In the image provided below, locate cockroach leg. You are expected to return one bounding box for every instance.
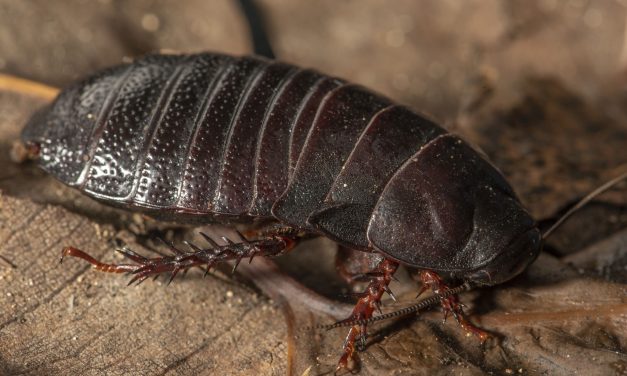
[61,246,139,273]
[335,258,399,373]
[60,230,299,285]
[418,270,489,342]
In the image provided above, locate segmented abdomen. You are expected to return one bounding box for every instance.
[71,53,446,247]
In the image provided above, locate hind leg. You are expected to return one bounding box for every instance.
[61,227,301,285]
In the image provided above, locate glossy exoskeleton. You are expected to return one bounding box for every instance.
[21,52,542,370]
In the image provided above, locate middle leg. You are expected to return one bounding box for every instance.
[417,270,489,341]
[334,247,399,372]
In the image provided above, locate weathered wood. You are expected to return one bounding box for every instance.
[0,194,289,375]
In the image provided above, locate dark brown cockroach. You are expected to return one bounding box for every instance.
[21,52,543,370]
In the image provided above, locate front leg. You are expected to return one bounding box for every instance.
[418,270,489,342]
[334,256,399,372]
[60,228,300,285]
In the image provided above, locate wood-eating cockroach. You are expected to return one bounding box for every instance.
[16,52,626,372]
[17,52,537,370]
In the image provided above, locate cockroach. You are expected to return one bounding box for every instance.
[17,52,627,372]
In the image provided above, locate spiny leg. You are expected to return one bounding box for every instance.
[334,257,399,372]
[417,270,489,342]
[60,228,300,285]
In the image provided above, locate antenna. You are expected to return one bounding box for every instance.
[542,170,627,240]
[312,282,473,330]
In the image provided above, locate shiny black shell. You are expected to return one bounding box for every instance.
[22,52,539,277]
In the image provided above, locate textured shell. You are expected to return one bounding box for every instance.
[22,52,538,274]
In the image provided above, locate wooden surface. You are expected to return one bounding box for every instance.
[1,1,627,375]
